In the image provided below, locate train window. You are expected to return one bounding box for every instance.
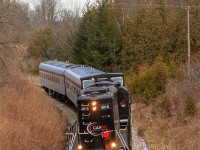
[73,87,76,93]
[111,77,123,85]
[82,79,94,88]
[97,78,107,82]
[66,81,68,87]
[71,85,73,92]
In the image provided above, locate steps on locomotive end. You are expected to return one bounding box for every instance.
[120,119,128,129]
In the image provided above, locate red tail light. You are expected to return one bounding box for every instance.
[105,145,110,149]
[102,130,111,140]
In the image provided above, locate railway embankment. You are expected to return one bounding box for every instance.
[0,70,66,150]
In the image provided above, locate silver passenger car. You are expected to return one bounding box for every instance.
[39,60,68,95]
[39,60,124,106]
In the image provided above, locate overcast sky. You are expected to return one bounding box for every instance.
[23,0,96,10]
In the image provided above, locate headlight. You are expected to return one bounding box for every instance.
[78,145,82,149]
[111,142,116,148]
[92,106,97,111]
[92,101,97,106]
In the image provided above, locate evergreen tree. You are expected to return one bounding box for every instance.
[73,0,122,71]
[121,4,188,72]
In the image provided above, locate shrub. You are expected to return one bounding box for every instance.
[138,126,145,137]
[184,96,197,117]
[130,59,169,104]
[153,97,171,118]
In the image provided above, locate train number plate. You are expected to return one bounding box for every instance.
[100,103,111,110]
[80,106,89,111]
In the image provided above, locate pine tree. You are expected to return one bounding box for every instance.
[73,0,122,71]
[121,2,188,72]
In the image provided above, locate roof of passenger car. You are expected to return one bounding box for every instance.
[43,60,74,68]
[69,66,104,78]
[41,60,105,78]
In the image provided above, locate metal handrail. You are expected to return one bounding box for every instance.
[66,129,129,150]
[66,119,131,150]
[118,129,130,150]
[66,121,78,150]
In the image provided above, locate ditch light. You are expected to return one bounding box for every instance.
[78,145,83,149]
[105,142,117,150]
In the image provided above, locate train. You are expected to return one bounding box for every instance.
[39,60,132,150]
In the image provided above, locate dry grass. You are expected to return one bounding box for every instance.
[133,104,200,150]
[132,58,200,150]
[0,58,67,149]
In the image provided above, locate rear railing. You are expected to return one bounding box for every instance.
[66,131,131,150]
[66,121,78,150]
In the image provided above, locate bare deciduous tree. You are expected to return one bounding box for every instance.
[31,0,63,29]
[0,0,30,69]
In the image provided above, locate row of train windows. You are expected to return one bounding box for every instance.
[40,72,61,84]
[66,81,80,96]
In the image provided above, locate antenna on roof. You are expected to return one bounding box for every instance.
[91,67,95,72]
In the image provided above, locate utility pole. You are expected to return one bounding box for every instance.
[187,6,191,77]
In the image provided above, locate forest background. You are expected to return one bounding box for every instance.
[0,0,200,149]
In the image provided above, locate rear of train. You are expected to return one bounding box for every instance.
[77,83,132,150]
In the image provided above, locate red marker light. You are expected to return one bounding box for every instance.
[102,130,111,140]
[105,145,110,149]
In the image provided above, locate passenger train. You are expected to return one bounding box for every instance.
[39,60,124,105]
[39,60,132,150]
